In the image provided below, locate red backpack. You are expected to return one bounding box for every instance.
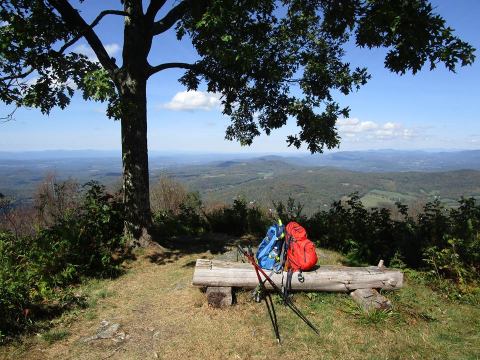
[285,221,318,272]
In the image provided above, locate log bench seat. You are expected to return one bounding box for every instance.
[192,259,403,309]
[192,259,403,291]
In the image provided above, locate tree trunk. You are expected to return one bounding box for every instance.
[119,75,152,246]
[119,1,154,246]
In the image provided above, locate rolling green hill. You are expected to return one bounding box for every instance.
[2,155,480,213]
[160,159,480,213]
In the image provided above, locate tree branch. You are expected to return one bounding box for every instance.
[48,0,119,75]
[0,107,18,123]
[0,68,34,82]
[58,10,128,54]
[152,0,190,35]
[148,62,196,76]
[145,0,168,22]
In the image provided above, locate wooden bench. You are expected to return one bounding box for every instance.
[192,259,403,310]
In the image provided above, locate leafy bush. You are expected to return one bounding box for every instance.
[150,177,208,236]
[449,198,480,273]
[153,191,207,236]
[31,181,125,283]
[0,231,32,334]
[306,193,399,265]
[272,197,307,224]
[206,197,270,236]
[424,239,468,283]
[301,192,479,300]
[0,182,125,338]
[151,180,271,237]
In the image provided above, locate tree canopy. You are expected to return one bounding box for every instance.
[1,0,475,151]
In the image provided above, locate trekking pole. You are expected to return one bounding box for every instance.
[248,246,281,343]
[264,292,280,343]
[241,246,317,334]
[237,245,319,336]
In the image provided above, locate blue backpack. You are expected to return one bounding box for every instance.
[256,222,285,271]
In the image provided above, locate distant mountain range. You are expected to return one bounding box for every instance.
[158,157,480,213]
[1,149,480,172]
[287,149,480,172]
[1,149,479,211]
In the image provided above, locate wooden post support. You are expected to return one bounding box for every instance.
[206,287,233,308]
[377,259,385,270]
[350,288,392,312]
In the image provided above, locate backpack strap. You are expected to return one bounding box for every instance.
[273,238,287,273]
[282,269,293,301]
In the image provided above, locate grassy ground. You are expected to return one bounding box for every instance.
[360,189,419,208]
[1,236,479,360]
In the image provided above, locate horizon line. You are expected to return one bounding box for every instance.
[1,147,479,154]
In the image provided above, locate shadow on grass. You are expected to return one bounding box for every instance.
[146,251,182,265]
[182,259,200,268]
[147,228,258,266]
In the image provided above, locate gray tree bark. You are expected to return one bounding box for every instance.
[119,78,152,244]
[118,1,153,245]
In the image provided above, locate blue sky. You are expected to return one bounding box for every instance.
[0,0,479,153]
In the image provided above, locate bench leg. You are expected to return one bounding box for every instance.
[350,288,392,312]
[206,287,233,308]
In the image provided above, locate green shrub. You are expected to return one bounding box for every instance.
[206,197,270,236]
[305,194,479,277]
[206,198,249,236]
[153,191,207,236]
[0,181,125,338]
[30,181,125,284]
[288,192,479,302]
[424,239,468,283]
[0,231,32,334]
[273,197,307,224]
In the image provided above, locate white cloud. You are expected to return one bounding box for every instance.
[467,134,480,144]
[73,43,121,62]
[337,118,378,133]
[161,91,221,111]
[383,122,398,130]
[337,117,415,140]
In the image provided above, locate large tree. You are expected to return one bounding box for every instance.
[0,0,475,244]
